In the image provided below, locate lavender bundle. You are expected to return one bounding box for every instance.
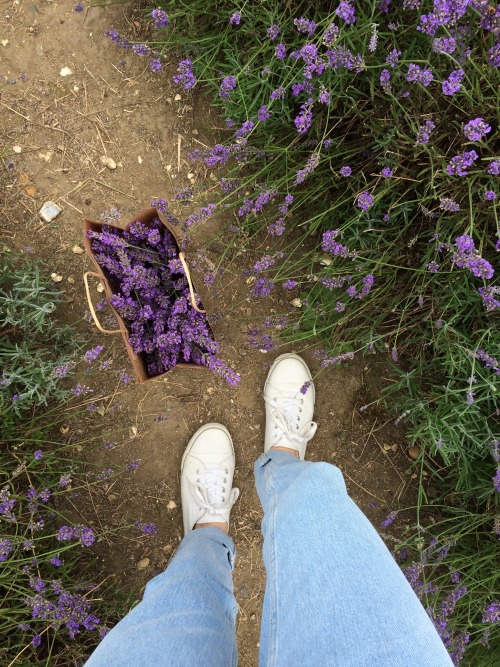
[87,218,239,385]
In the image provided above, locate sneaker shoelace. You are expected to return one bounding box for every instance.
[264,395,317,447]
[188,468,239,517]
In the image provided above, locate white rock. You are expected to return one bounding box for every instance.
[100,155,117,170]
[1,40,9,47]
[187,172,194,180]
[73,85,79,92]
[290,298,302,308]
[72,245,84,254]
[137,156,143,164]
[137,557,150,570]
[174,93,182,101]
[12,145,22,154]
[39,201,62,222]
[59,67,73,77]
[51,273,63,283]
[167,500,177,510]
[96,282,105,293]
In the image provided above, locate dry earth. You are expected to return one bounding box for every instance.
[1,2,419,664]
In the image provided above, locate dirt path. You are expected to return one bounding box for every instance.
[1,3,416,664]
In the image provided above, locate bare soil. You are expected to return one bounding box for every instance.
[1,3,418,664]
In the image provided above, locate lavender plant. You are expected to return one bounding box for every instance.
[98,0,500,661]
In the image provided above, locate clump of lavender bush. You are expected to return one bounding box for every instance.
[101,1,500,661]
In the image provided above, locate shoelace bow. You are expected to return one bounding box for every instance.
[264,394,317,445]
[188,468,238,516]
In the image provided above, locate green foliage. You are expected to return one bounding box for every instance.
[0,251,78,416]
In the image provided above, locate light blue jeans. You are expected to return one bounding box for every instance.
[86,451,453,666]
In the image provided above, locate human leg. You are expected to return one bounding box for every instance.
[256,354,452,667]
[86,424,240,667]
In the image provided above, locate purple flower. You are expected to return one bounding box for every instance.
[270,86,285,101]
[267,24,281,40]
[132,44,150,57]
[83,345,104,364]
[0,538,13,562]
[321,230,352,257]
[300,381,312,395]
[134,520,158,535]
[149,59,162,73]
[485,190,497,201]
[250,278,275,298]
[416,119,435,145]
[219,75,237,100]
[74,2,84,11]
[427,261,439,272]
[385,49,401,67]
[476,349,500,374]
[33,449,43,461]
[275,43,286,59]
[32,635,42,648]
[442,69,464,96]
[488,42,500,66]
[439,197,460,212]
[57,526,75,542]
[391,347,399,362]
[433,36,456,54]
[340,165,352,177]
[406,63,433,86]
[356,191,375,211]
[488,160,500,175]
[294,98,313,133]
[282,280,298,290]
[381,511,397,528]
[323,22,340,44]
[258,105,270,122]
[446,150,479,176]
[151,8,169,29]
[229,11,241,25]
[294,152,320,185]
[173,59,197,90]
[464,118,491,142]
[71,383,93,397]
[482,601,500,623]
[335,1,356,24]
[319,86,331,104]
[51,555,62,567]
[293,17,316,36]
[380,68,391,92]
[455,234,475,253]
[381,167,393,178]
[478,286,500,311]
[493,469,500,493]
[59,474,71,487]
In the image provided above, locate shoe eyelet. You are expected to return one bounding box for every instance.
[222,497,225,502]
[223,487,226,492]
[301,399,304,404]
[224,478,227,483]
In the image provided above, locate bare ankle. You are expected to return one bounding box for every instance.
[194,521,229,534]
[270,446,300,458]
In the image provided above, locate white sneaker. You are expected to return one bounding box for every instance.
[264,353,317,460]
[180,423,240,535]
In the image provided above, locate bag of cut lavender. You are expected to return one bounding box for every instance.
[82,208,239,385]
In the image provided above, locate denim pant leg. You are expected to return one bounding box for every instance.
[85,527,238,667]
[254,450,453,667]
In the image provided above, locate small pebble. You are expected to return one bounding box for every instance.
[137,557,150,570]
[60,67,73,77]
[100,155,117,170]
[51,273,63,283]
[167,500,177,510]
[408,445,420,460]
[72,245,84,254]
[39,201,62,222]
[12,145,22,154]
